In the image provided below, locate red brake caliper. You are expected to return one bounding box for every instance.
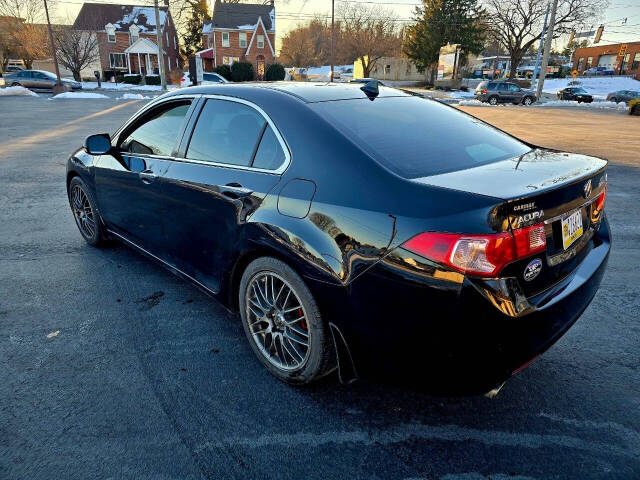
[298,307,307,330]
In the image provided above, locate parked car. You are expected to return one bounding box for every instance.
[67,83,610,395]
[349,77,385,86]
[180,71,228,87]
[474,80,537,105]
[557,87,593,103]
[583,66,614,76]
[606,90,640,104]
[3,65,23,73]
[3,70,81,91]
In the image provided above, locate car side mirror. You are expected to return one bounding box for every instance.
[84,134,112,155]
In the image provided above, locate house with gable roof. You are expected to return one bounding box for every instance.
[73,2,182,81]
[199,0,275,79]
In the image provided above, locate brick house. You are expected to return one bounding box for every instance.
[573,42,640,79]
[199,0,275,80]
[73,2,182,81]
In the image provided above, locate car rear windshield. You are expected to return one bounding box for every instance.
[310,96,531,178]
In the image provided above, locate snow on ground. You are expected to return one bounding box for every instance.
[535,99,628,110]
[51,92,109,99]
[542,76,640,99]
[445,90,475,99]
[457,99,493,107]
[0,86,38,97]
[81,81,177,91]
[116,93,152,100]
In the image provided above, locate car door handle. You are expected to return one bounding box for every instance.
[139,169,157,184]
[221,183,253,198]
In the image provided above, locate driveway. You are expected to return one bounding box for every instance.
[1,96,639,480]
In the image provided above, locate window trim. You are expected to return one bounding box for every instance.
[257,34,264,49]
[221,31,230,47]
[239,32,247,48]
[109,52,128,69]
[182,94,291,174]
[112,94,291,174]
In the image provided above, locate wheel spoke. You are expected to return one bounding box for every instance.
[287,324,308,338]
[284,331,308,347]
[282,305,302,314]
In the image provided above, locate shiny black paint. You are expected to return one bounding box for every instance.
[66,84,611,392]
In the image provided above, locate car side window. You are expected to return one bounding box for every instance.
[186,99,266,167]
[508,84,520,92]
[119,101,191,156]
[253,125,286,170]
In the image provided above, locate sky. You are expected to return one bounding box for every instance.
[56,0,640,53]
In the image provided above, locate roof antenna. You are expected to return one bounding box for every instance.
[360,80,379,101]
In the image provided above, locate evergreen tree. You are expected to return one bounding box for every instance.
[181,0,210,57]
[403,0,486,79]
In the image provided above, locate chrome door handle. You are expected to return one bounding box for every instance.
[221,183,253,198]
[139,169,157,184]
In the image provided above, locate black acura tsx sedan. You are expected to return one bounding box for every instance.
[66,82,610,395]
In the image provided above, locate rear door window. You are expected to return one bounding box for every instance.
[187,99,286,170]
[487,83,498,91]
[311,96,531,178]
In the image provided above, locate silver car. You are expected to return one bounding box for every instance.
[3,70,81,91]
[606,90,640,104]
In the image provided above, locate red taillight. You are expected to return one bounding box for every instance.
[595,185,606,212]
[403,224,547,278]
[482,89,487,94]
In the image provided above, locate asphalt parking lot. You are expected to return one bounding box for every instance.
[1,96,639,480]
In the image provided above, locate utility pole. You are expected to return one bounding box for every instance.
[530,4,550,92]
[330,0,334,82]
[43,0,64,95]
[536,0,559,99]
[154,0,167,91]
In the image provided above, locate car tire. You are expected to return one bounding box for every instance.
[11,82,20,87]
[68,177,106,246]
[488,96,499,106]
[239,257,335,385]
[610,97,618,103]
[523,96,533,106]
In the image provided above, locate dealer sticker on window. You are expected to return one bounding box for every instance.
[562,210,583,250]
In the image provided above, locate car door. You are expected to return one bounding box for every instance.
[508,83,522,102]
[160,97,288,292]
[33,72,53,90]
[497,83,510,102]
[94,97,197,255]
[20,71,36,88]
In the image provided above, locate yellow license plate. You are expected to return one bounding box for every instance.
[561,210,583,250]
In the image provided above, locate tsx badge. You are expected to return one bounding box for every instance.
[523,258,542,281]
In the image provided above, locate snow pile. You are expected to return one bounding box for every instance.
[536,99,628,110]
[117,93,150,100]
[542,76,640,99]
[51,92,109,99]
[457,99,493,107]
[0,86,38,97]
[446,90,475,99]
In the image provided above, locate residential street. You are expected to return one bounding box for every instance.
[1,96,639,480]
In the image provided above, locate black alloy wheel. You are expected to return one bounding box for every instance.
[68,177,104,246]
[523,96,533,106]
[239,257,335,384]
[488,96,499,106]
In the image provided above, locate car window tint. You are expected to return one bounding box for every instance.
[187,99,266,166]
[508,84,520,92]
[203,73,220,82]
[252,126,285,170]
[487,83,498,91]
[311,96,531,178]
[120,101,191,156]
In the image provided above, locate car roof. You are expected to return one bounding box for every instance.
[164,82,409,103]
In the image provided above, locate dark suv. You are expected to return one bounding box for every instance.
[474,81,537,106]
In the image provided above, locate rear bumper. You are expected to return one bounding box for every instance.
[321,216,610,394]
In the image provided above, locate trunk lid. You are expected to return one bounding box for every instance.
[413,149,608,295]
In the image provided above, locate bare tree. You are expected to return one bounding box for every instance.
[54,25,99,81]
[485,0,606,79]
[338,3,402,78]
[279,18,333,67]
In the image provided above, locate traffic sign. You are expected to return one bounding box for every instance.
[571,69,579,78]
[618,44,628,57]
